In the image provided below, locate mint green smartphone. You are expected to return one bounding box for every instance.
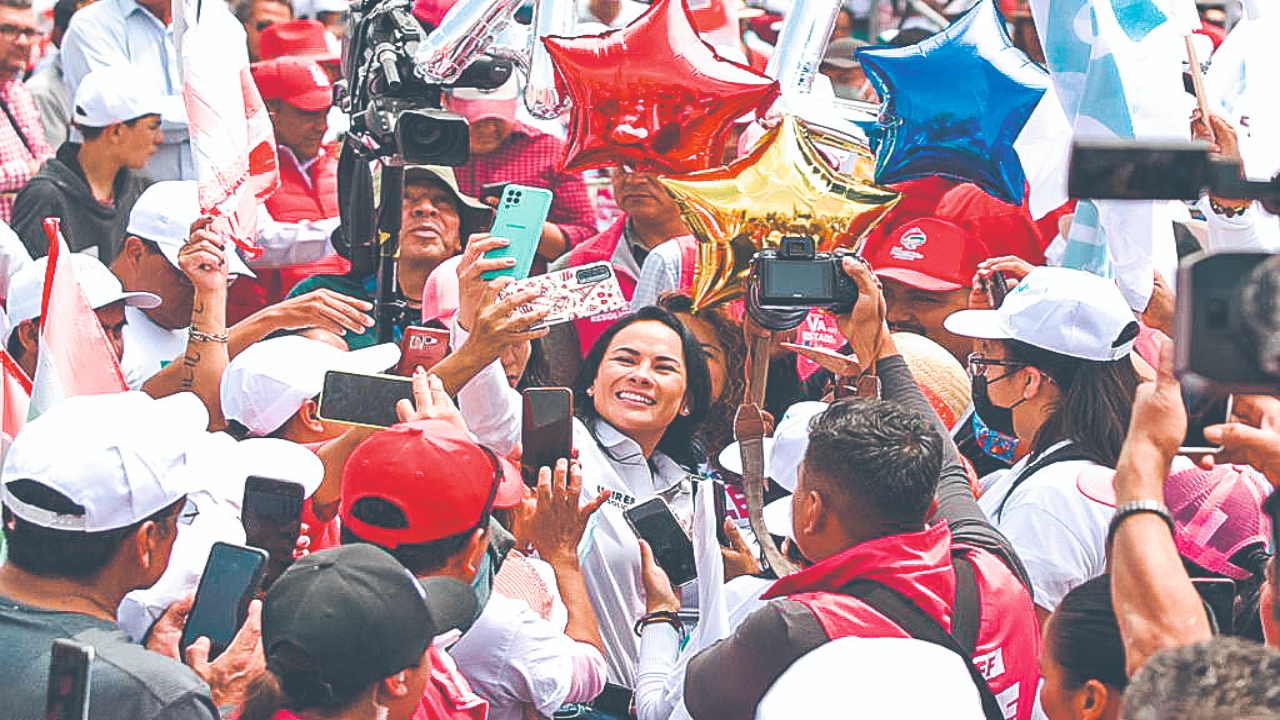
[481,184,554,281]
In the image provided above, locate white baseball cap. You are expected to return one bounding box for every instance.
[943,266,1140,363]
[1,392,210,532]
[72,67,172,128]
[126,181,256,278]
[6,253,161,331]
[717,401,828,493]
[221,335,401,437]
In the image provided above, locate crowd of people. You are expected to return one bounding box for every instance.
[0,0,1279,719]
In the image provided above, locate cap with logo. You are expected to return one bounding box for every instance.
[864,218,989,293]
[221,335,401,437]
[943,266,1139,362]
[72,66,172,128]
[258,19,341,64]
[1,392,210,532]
[445,77,519,123]
[340,419,525,548]
[126,181,256,278]
[6,253,161,330]
[262,544,477,700]
[251,56,334,113]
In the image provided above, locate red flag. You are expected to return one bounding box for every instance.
[0,348,29,457]
[28,219,129,417]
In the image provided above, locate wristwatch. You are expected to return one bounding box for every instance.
[1107,499,1175,547]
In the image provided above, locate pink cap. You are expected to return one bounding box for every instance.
[421,254,461,326]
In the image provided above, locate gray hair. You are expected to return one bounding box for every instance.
[1123,637,1280,720]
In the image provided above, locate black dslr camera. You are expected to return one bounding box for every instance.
[751,236,857,314]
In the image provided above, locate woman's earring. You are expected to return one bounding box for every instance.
[680,406,690,416]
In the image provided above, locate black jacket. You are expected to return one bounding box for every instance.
[11,142,151,262]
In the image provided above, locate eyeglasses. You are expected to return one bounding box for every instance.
[966,353,1028,379]
[0,24,39,41]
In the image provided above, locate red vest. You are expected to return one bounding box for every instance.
[766,523,1041,720]
[565,217,637,357]
[227,146,351,323]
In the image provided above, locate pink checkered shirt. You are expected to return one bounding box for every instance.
[453,124,597,250]
[0,78,53,223]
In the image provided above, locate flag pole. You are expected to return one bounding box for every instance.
[1184,35,1214,141]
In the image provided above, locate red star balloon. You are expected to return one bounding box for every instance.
[542,0,779,174]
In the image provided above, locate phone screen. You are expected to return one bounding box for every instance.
[242,477,304,587]
[181,542,268,658]
[396,327,450,376]
[1192,578,1236,635]
[45,640,93,720]
[318,370,415,428]
[521,388,573,487]
[984,271,1008,309]
[1181,386,1232,452]
[625,498,697,587]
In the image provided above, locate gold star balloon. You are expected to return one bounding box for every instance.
[659,115,900,311]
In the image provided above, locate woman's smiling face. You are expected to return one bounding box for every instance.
[589,320,689,452]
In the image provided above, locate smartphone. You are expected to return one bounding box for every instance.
[481,184,554,281]
[395,327,451,376]
[624,498,697,587]
[180,543,269,659]
[318,370,414,428]
[242,477,305,586]
[496,261,629,330]
[711,479,730,547]
[479,181,509,205]
[982,270,1008,309]
[521,387,573,487]
[1180,384,1233,454]
[1192,577,1237,635]
[44,640,93,720]
[1068,138,1211,201]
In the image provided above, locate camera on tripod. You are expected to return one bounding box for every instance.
[750,235,858,314]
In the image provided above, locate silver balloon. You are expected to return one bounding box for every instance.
[414,0,524,84]
[763,0,842,99]
[524,0,577,119]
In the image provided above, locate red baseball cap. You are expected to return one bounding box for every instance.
[340,419,525,548]
[258,19,340,65]
[251,57,334,113]
[864,218,990,292]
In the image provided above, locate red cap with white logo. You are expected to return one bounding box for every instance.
[863,218,989,292]
[251,56,334,113]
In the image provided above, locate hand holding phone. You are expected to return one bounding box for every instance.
[625,498,697,587]
[982,270,1009,309]
[318,370,414,428]
[1181,385,1234,454]
[395,327,450,376]
[482,184,554,281]
[181,542,269,660]
[521,388,573,487]
[45,640,93,720]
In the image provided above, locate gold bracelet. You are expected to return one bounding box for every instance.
[188,327,229,344]
[1209,197,1251,218]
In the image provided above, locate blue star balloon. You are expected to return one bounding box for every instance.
[856,0,1048,204]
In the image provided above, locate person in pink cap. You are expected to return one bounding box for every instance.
[228,56,353,323]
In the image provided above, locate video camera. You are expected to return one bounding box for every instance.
[1067,138,1280,393]
[749,235,858,315]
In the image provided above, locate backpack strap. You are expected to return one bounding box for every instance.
[950,554,981,656]
[994,443,1093,520]
[840,578,1004,720]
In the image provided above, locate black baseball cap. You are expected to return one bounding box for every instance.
[262,545,476,698]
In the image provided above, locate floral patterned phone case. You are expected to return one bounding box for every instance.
[497,261,628,330]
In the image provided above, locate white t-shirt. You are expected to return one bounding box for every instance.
[575,417,695,688]
[121,305,187,390]
[450,593,602,720]
[977,441,1112,611]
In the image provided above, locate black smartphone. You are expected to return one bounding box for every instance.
[318,370,414,428]
[181,542,269,659]
[44,639,93,720]
[1192,577,1237,635]
[1180,384,1233,454]
[242,477,305,587]
[711,479,730,547]
[1068,138,1211,201]
[521,387,573,487]
[982,270,1008,309]
[624,498,697,587]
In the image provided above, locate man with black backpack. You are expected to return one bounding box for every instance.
[680,259,1041,720]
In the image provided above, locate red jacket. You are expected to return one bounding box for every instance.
[564,216,636,356]
[228,145,351,323]
[766,523,1040,720]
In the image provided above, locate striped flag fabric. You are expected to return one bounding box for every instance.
[0,348,30,460]
[173,0,279,259]
[1018,0,1198,310]
[28,219,129,419]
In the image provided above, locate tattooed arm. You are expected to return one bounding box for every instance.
[142,218,231,430]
